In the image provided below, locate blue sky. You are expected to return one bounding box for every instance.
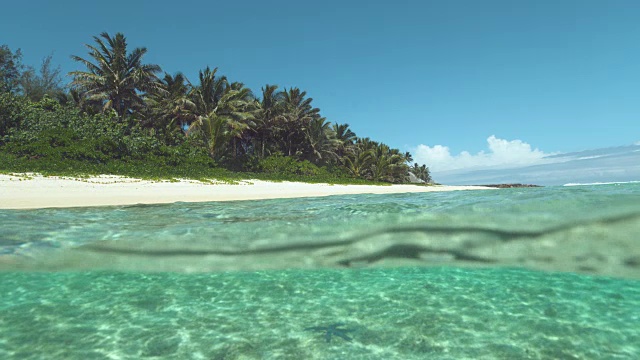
[2,0,639,173]
[435,144,640,185]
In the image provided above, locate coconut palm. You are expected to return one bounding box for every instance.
[276,88,321,157]
[404,151,413,164]
[356,137,376,149]
[190,66,228,115]
[144,72,195,137]
[187,74,257,161]
[187,66,229,159]
[220,84,258,158]
[254,84,284,158]
[343,144,374,178]
[69,32,161,118]
[56,88,103,115]
[368,144,390,181]
[187,112,227,160]
[304,117,339,164]
[332,123,356,158]
[358,143,408,182]
[422,167,432,183]
[412,163,432,183]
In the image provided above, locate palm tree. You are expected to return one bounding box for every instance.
[412,163,432,183]
[255,84,284,158]
[386,147,410,183]
[304,117,339,164]
[187,66,229,160]
[332,123,356,158]
[404,151,413,164]
[144,72,195,138]
[343,144,374,178]
[356,143,408,183]
[277,88,321,157]
[56,88,103,115]
[368,144,391,181]
[191,66,227,116]
[187,71,257,161]
[220,84,258,158]
[422,166,432,183]
[69,32,161,119]
[186,112,228,160]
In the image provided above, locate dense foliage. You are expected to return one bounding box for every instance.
[0,33,432,184]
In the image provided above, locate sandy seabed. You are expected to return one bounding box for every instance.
[0,174,491,209]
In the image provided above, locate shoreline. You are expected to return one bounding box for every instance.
[0,174,493,210]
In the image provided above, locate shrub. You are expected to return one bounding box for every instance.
[257,154,321,176]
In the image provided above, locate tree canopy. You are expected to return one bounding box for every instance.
[0,45,24,94]
[69,32,161,118]
[0,32,432,184]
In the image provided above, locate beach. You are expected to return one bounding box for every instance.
[0,174,491,209]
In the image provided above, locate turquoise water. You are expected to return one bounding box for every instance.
[1,184,639,359]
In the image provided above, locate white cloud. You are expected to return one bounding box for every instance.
[634,141,640,146]
[413,135,551,172]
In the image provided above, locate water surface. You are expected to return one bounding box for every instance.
[1,184,639,358]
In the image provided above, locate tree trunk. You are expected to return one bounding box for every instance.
[233,138,237,159]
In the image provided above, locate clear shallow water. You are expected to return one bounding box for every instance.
[0,268,638,359]
[2,184,639,277]
[1,183,639,358]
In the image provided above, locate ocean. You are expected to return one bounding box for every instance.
[1,183,639,359]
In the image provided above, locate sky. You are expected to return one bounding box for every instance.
[1,0,639,178]
[434,144,640,185]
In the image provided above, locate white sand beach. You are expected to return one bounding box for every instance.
[0,174,492,209]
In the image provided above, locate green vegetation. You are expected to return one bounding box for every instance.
[0,33,432,184]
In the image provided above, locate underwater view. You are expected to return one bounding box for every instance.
[1,183,639,359]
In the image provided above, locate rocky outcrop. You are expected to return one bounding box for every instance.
[408,172,426,184]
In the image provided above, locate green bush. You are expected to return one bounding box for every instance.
[0,94,387,185]
[0,92,28,142]
[258,154,321,176]
[2,96,164,162]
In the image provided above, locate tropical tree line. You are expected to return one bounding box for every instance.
[0,33,432,183]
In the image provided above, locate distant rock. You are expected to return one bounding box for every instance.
[408,172,425,184]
